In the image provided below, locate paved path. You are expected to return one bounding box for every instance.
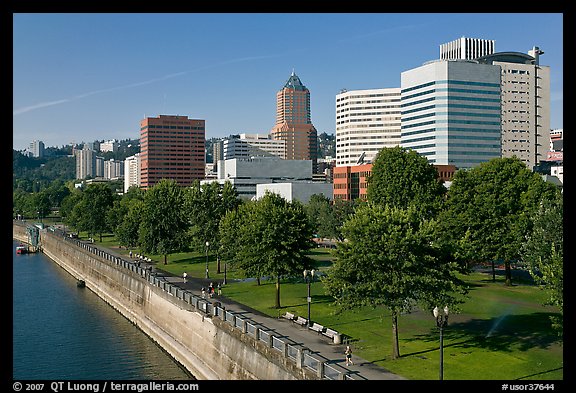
[87,243,405,380]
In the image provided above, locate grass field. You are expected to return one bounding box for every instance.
[86,233,564,380]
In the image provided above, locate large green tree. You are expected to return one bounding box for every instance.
[220,192,315,308]
[71,184,115,241]
[139,179,189,265]
[522,193,563,335]
[323,203,467,359]
[367,146,447,218]
[184,180,240,275]
[437,157,560,285]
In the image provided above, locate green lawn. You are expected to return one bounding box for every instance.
[88,234,563,380]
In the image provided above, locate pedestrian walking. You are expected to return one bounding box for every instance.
[183,272,187,283]
[129,250,133,259]
[201,287,206,298]
[345,345,354,366]
[217,283,222,296]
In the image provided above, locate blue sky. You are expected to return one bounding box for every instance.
[13,13,563,151]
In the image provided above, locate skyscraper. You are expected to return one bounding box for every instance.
[270,71,318,171]
[139,115,205,189]
[401,59,502,169]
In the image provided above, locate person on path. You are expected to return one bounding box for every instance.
[345,345,354,366]
[183,272,187,283]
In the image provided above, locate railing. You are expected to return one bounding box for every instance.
[38,225,353,380]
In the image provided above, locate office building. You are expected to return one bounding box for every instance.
[100,139,118,153]
[270,71,318,170]
[213,139,224,172]
[104,158,124,180]
[139,115,205,189]
[401,59,502,169]
[203,157,312,200]
[223,133,286,160]
[335,88,402,166]
[256,182,333,204]
[476,47,550,169]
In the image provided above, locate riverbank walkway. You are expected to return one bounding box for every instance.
[68,237,406,381]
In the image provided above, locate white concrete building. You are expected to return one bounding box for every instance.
[477,47,551,169]
[99,139,118,153]
[202,157,312,200]
[256,182,333,204]
[335,88,401,166]
[104,159,124,180]
[28,140,45,158]
[75,145,97,180]
[124,153,141,193]
[223,133,286,160]
[440,37,495,61]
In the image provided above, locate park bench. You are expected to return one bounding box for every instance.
[282,312,296,321]
[309,322,325,334]
[323,328,339,340]
[294,316,308,326]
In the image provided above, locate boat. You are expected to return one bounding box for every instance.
[16,244,27,254]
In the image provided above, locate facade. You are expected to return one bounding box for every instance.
[335,88,402,167]
[212,139,224,172]
[139,115,205,189]
[333,162,455,201]
[124,153,141,193]
[332,163,372,201]
[75,145,96,180]
[440,37,495,61]
[100,139,118,153]
[400,59,502,169]
[256,182,333,204]
[104,159,124,180]
[203,157,312,200]
[477,48,550,169]
[28,140,45,158]
[270,71,318,170]
[223,133,286,160]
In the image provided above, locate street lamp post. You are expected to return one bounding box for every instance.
[303,269,315,326]
[433,306,449,380]
[205,241,210,279]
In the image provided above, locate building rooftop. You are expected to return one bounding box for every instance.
[283,70,308,91]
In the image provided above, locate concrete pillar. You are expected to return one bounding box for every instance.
[242,320,247,334]
[255,327,260,341]
[268,333,273,348]
[317,362,324,378]
[295,348,303,369]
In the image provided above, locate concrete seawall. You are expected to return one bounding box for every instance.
[13,222,317,380]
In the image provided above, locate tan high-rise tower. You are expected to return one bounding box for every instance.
[270,71,318,172]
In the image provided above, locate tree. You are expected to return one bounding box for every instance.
[184,180,240,274]
[115,199,144,250]
[139,179,189,265]
[522,193,563,335]
[322,203,467,359]
[437,157,560,285]
[367,146,446,218]
[72,184,115,241]
[220,192,315,308]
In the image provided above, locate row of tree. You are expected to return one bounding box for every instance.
[12,146,563,359]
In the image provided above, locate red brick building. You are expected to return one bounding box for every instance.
[333,163,456,201]
[140,115,205,189]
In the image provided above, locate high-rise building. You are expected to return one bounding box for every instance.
[104,159,124,180]
[440,37,495,61]
[212,139,224,172]
[124,153,141,193]
[75,145,97,180]
[476,47,550,169]
[28,140,45,158]
[139,115,205,189]
[401,59,502,169]
[270,71,318,171]
[335,88,402,166]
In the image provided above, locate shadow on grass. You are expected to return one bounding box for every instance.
[403,312,562,356]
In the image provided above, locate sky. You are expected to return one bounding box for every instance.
[12,13,564,151]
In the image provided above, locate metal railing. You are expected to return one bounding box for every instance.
[39,226,352,380]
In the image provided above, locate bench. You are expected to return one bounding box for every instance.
[294,316,308,326]
[282,312,296,321]
[309,323,325,334]
[323,328,339,340]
